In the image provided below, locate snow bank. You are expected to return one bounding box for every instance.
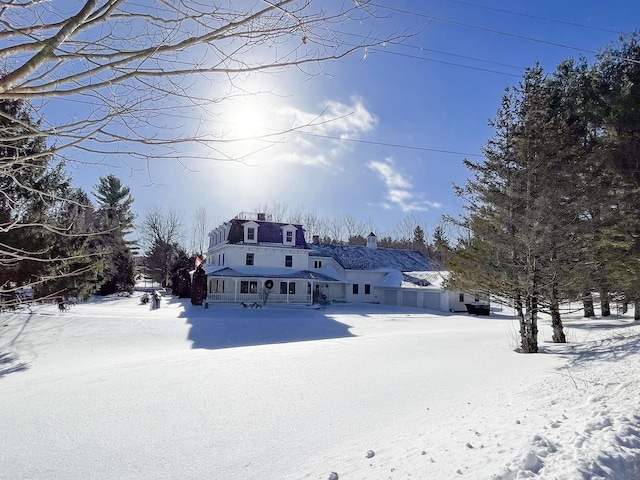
[1,295,639,479]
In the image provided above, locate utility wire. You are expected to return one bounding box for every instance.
[369,3,606,57]
[297,131,484,157]
[366,47,521,78]
[338,30,526,71]
[447,0,621,34]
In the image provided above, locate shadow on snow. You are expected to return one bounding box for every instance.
[0,352,28,378]
[175,300,356,350]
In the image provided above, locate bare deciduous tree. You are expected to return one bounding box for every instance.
[254,202,289,223]
[302,210,323,242]
[139,206,185,286]
[140,206,184,252]
[0,1,401,164]
[0,1,403,293]
[190,206,211,257]
[393,213,422,243]
[286,205,306,225]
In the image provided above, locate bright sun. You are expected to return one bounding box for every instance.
[234,107,263,139]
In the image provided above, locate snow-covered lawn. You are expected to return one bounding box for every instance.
[1,293,639,479]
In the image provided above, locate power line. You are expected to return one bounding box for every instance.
[297,131,484,158]
[338,30,526,72]
[369,3,640,65]
[399,44,525,71]
[367,47,521,78]
[369,3,600,56]
[447,0,621,34]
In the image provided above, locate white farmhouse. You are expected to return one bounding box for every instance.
[203,212,475,312]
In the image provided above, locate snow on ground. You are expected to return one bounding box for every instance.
[0,293,639,479]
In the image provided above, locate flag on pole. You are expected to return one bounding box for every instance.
[195,256,203,269]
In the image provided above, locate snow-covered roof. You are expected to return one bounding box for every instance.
[375,270,404,287]
[309,244,432,272]
[405,270,449,289]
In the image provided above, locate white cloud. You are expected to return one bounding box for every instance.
[368,159,412,189]
[368,158,443,213]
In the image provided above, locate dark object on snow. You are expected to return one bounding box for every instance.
[465,303,490,316]
[240,302,262,308]
[191,266,207,306]
[58,301,67,312]
[152,291,161,309]
[366,450,375,458]
[328,473,339,480]
[141,292,150,304]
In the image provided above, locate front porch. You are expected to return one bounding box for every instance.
[206,292,313,304]
[205,268,346,305]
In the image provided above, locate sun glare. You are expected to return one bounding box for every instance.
[234,107,263,139]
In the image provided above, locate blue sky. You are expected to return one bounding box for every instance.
[64,1,640,242]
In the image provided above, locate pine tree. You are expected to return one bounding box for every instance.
[412,226,428,256]
[0,98,100,305]
[35,189,103,302]
[591,32,640,315]
[430,225,450,268]
[449,65,582,352]
[92,174,136,295]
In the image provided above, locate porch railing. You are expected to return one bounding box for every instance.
[206,292,313,304]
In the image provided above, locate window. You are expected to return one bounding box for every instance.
[288,282,296,294]
[285,255,293,267]
[314,260,322,268]
[459,293,465,302]
[280,282,287,294]
[240,281,257,293]
[247,227,255,241]
[246,253,254,266]
[286,231,293,243]
[352,284,359,295]
[364,284,371,295]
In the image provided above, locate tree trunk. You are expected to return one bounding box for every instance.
[550,282,566,343]
[583,292,595,317]
[622,302,628,314]
[600,291,610,317]
[635,301,640,321]
[550,301,566,343]
[520,294,539,353]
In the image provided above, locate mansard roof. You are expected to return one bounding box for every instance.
[309,244,432,272]
[227,218,308,247]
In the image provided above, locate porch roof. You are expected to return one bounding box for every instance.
[205,266,343,282]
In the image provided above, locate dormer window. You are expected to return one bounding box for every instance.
[243,221,259,244]
[281,224,296,246]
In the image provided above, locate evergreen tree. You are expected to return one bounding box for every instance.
[591,32,640,315]
[449,65,580,352]
[0,98,100,305]
[412,226,428,256]
[430,225,451,268]
[35,189,103,302]
[93,174,136,295]
[191,266,207,306]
